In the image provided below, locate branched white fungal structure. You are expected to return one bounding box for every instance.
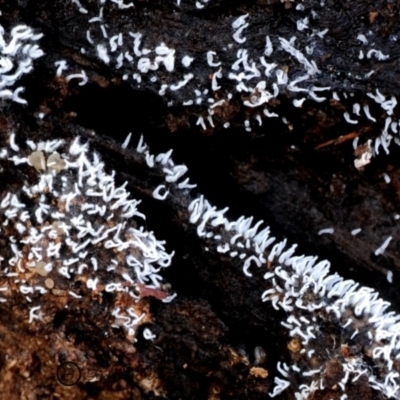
[132,135,400,399]
[0,134,174,341]
[0,23,43,104]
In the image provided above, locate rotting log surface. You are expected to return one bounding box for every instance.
[0,0,399,399]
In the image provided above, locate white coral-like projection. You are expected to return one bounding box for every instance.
[0,134,174,341]
[0,23,43,104]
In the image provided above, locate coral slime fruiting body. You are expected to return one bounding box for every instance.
[0,135,174,341]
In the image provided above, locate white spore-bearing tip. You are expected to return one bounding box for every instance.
[143,327,156,340]
[318,228,334,235]
[232,23,249,44]
[232,14,249,30]
[351,228,362,236]
[170,73,194,91]
[54,60,68,77]
[264,35,273,56]
[66,70,88,86]
[182,55,194,67]
[108,0,134,9]
[121,132,132,149]
[293,98,306,108]
[206,51,221,67]
[28,305,42,323]
[357,33,368,45]
[97,44,110,64]
[383,173,391,184]
[296,17,309,32]
[374,236,392,256]
[367,49,389,61]
[343,112,358,124]
[152,184,169,201]
[0,134,175,339]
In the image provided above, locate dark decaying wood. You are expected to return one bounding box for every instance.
[0,0,400,398]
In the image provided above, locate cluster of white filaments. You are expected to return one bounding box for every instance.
[0,134,174,341]
[3,3,400,397]
[130,134,400,399]
[61,0,400,163]
[0,23,43,104]
[1,125,400,396]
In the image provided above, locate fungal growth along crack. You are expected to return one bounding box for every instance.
[132,133,400,399]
